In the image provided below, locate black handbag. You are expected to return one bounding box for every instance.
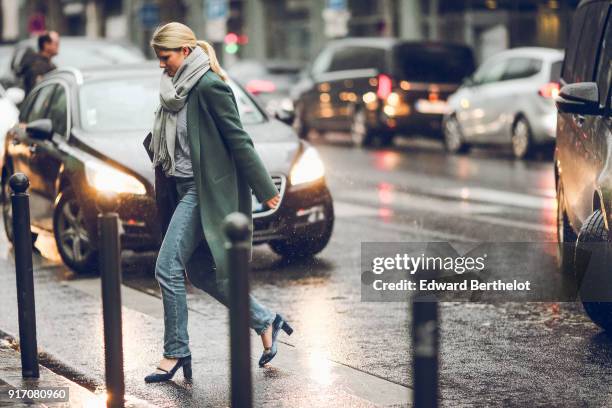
[143,131,153,163]
[143,131,178,238]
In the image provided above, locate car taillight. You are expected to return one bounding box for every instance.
[377,74,393,100]
[539,82,560,99]
[246,79,276,95]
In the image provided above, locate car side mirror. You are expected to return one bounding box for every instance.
[274,107,295,126]
[556,82,604,115]
[26,118,53,141]
[5,87,24,105]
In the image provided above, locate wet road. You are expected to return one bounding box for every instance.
[5,133,612,406]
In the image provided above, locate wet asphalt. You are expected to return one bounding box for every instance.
[1,132,610,407]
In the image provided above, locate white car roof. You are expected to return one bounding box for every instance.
[489,47,564,62]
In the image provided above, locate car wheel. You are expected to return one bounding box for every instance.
[53,188,98,274]
[511,117,533,159]
[350,108,373,147]
[269,204,334,258]
[574,210,612,331]
[1,171,13,243]
[443,116,470,154]
[556,181,577,275]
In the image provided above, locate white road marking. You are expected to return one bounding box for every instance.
[341,189,506,215]
[431,187,555,210]
[470,214,555,233]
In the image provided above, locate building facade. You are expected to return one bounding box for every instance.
[2,0,581,64]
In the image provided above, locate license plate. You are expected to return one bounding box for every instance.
[415,99,448,114]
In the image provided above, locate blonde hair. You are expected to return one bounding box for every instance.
[150,22,228,81]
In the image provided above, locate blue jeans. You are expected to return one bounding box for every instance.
[155,178,276,358]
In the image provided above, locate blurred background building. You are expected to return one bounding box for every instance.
[1,0,580,63]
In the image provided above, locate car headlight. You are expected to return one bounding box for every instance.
[290,147,325,185]
[85,161,146,195]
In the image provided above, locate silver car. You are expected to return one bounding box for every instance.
[443,47,564,158]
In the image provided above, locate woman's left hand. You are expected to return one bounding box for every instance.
[265,194,281,209]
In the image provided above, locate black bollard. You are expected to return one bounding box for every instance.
[96,192,124,408]
[10,173,39,378]
[223,212,253,408]
[412,297,439,408]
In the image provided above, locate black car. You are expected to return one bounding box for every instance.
[292,37,475,147]
[1,64,334,274]
[555,0,612,330]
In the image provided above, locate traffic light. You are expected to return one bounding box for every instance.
[224,32,249,54]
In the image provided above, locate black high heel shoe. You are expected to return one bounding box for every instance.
[259,314,293,367]
[144,355,192,383]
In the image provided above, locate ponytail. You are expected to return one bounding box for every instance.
[197,40,228,82]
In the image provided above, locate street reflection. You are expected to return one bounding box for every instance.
[373,151,401,171]
[377,182,395,221]
[297,292,336,387]
[83,391,107,408]
[308,350,333,386]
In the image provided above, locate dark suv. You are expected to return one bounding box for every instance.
[292,38,475,147]
[555,0,612,330]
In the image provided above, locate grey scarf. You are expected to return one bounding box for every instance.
[151,46,210,174]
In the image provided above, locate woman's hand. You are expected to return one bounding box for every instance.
[265,194,280,209]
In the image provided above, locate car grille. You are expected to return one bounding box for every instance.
[253,174,286,217]
[272,175,284,192]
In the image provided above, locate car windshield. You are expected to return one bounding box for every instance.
[393,44,475,83]
[79,75,266,132]
[54,43,145,67]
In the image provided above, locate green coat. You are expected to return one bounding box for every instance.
[151,70,279,287]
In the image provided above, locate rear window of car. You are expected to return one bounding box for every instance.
[550,61,562,82]
[79,76,265,132]
[392,44,475,83]
[328,46,387,73]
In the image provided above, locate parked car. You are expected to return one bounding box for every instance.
[227,59,300,115]
[555,0,612,330]
[1,64,334,274]
[8,36,146,89]
[444,47,564,159]
[291,38,475,147]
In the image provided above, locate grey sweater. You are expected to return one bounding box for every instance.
[169,102,194,178]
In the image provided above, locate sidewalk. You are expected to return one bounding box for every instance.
[0,337,96,407]
[0,246,411,407]
[0,336,152,407]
